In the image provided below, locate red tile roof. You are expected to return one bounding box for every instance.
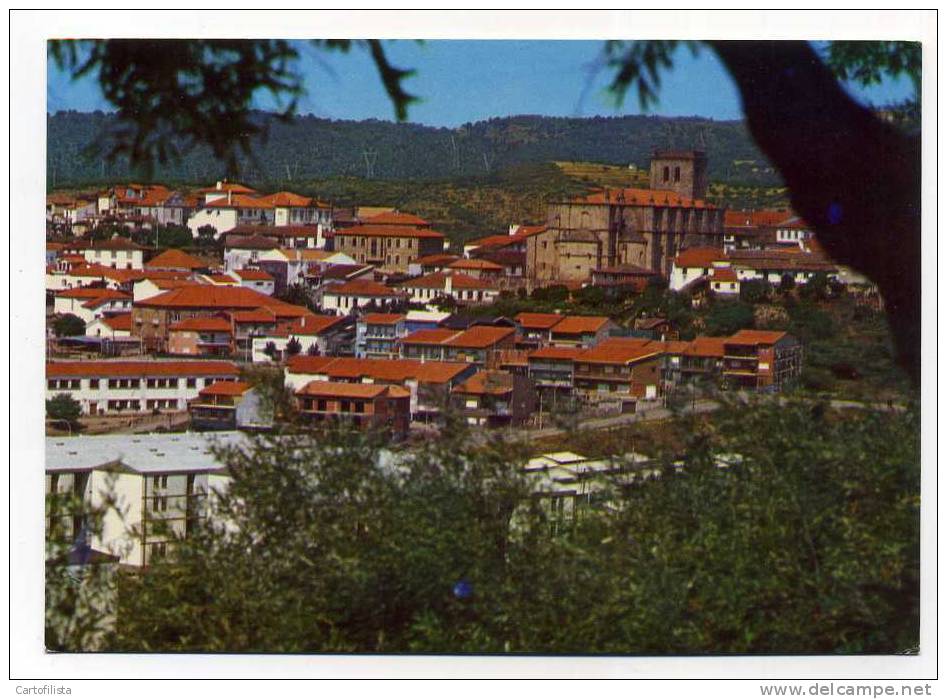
[286,356,472,385]
[47,360,238,378]
[550,316,611,335]
[198,380,253,397]
[169,317,233,333]
[325,279,404,298]
[274,314,347,336]
[198,182,256,195]
[528,346,584,361]
[683,337,729,358]
[674,247,728,269]
[136,286,309,317]
[579,338,662,365]
[145,249,207,271]
[99,313,132,331]
[230,308,277,324]
[711,267,739,283]
[415,253,460,267]
[515,312,564,330]
[443,326,515,349]
[400,328,458,345]
[57,287,131,301]
[362,211,430,227]
[726,329,787,346]
[295,381,396,399]
[232,268,274,282]
[399,271,497,291]
[452,371,513,396]
[361,313,405,325]
[448,258,503,271]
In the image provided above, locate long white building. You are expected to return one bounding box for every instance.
[46,360,240,415]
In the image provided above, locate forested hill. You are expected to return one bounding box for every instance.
[47,111,780,188]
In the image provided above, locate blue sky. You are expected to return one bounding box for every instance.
[47,40,916,126]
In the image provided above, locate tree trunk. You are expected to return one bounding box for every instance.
[709,41,921,384]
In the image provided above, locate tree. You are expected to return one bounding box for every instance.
[46,393,82,428]
[262,341,279,362]
[740,278,772,304]
[196,225,217,247]
[62,400,917,653]
[704,301,755,336]
[799,272,831,302]
[779,273,796,294]
[285,337,302,356]
[50,38,920,382]
[53,313,86,338]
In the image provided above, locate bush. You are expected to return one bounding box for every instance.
[53,314,86,338]
[801,366,836,392]
[740,279,772,304]
[285,337,302,356]
[704,301,755,336]
[46,393,82,427]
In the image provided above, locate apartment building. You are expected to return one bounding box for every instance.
[46,360,240,415]
[450,370,536,428]
[132,285,309,352]
[572,338,665,401]
[284,355,475,420]
[400,326,516,369]
[46,432,240,567]
[294,381,411,436]
[321,279,407,314]
[355,313,407,358]
[396,271,501,307]
[722,330,803,391]
[334,224,446,274]
[188,381,268,431]
[250,314,353,362]
[167,317,235,357]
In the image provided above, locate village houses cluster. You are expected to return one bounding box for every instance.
[46,149,865,566]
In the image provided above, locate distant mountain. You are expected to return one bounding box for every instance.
[46,111,780,189]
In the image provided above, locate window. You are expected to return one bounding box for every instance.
[663,166,670,182]
[674,166,681,182]
[89,379,99,389]
[186,378,196,388]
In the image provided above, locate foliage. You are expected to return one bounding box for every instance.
[823,41,921,101]
[262,341,279,361]
[787,302,836,343]
[46,393,82,427]
[53,313,86,338]
[285,337,302,356]
[47,111,776,189]
[48,40,416,174]
[51,401,919,653]
[154,225,195,250]
[196,225,217,247]
[703,301,755,336]
[739,278,772,304]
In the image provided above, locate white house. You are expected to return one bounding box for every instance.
[53,288,133,324]
[81,237,147,270]
[85,313,133,339]
[321,279,407,314]
[46,432,242,567]
[250,314,352,363]
[395,271,500,308]
[230,268,276,296]
[45,359,240,415]
[669,247,729,291]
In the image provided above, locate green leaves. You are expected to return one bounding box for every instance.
[56,399,918,654]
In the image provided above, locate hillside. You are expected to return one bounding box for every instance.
[47,111,781,188]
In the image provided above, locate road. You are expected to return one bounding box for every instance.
[519,394,907,442]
